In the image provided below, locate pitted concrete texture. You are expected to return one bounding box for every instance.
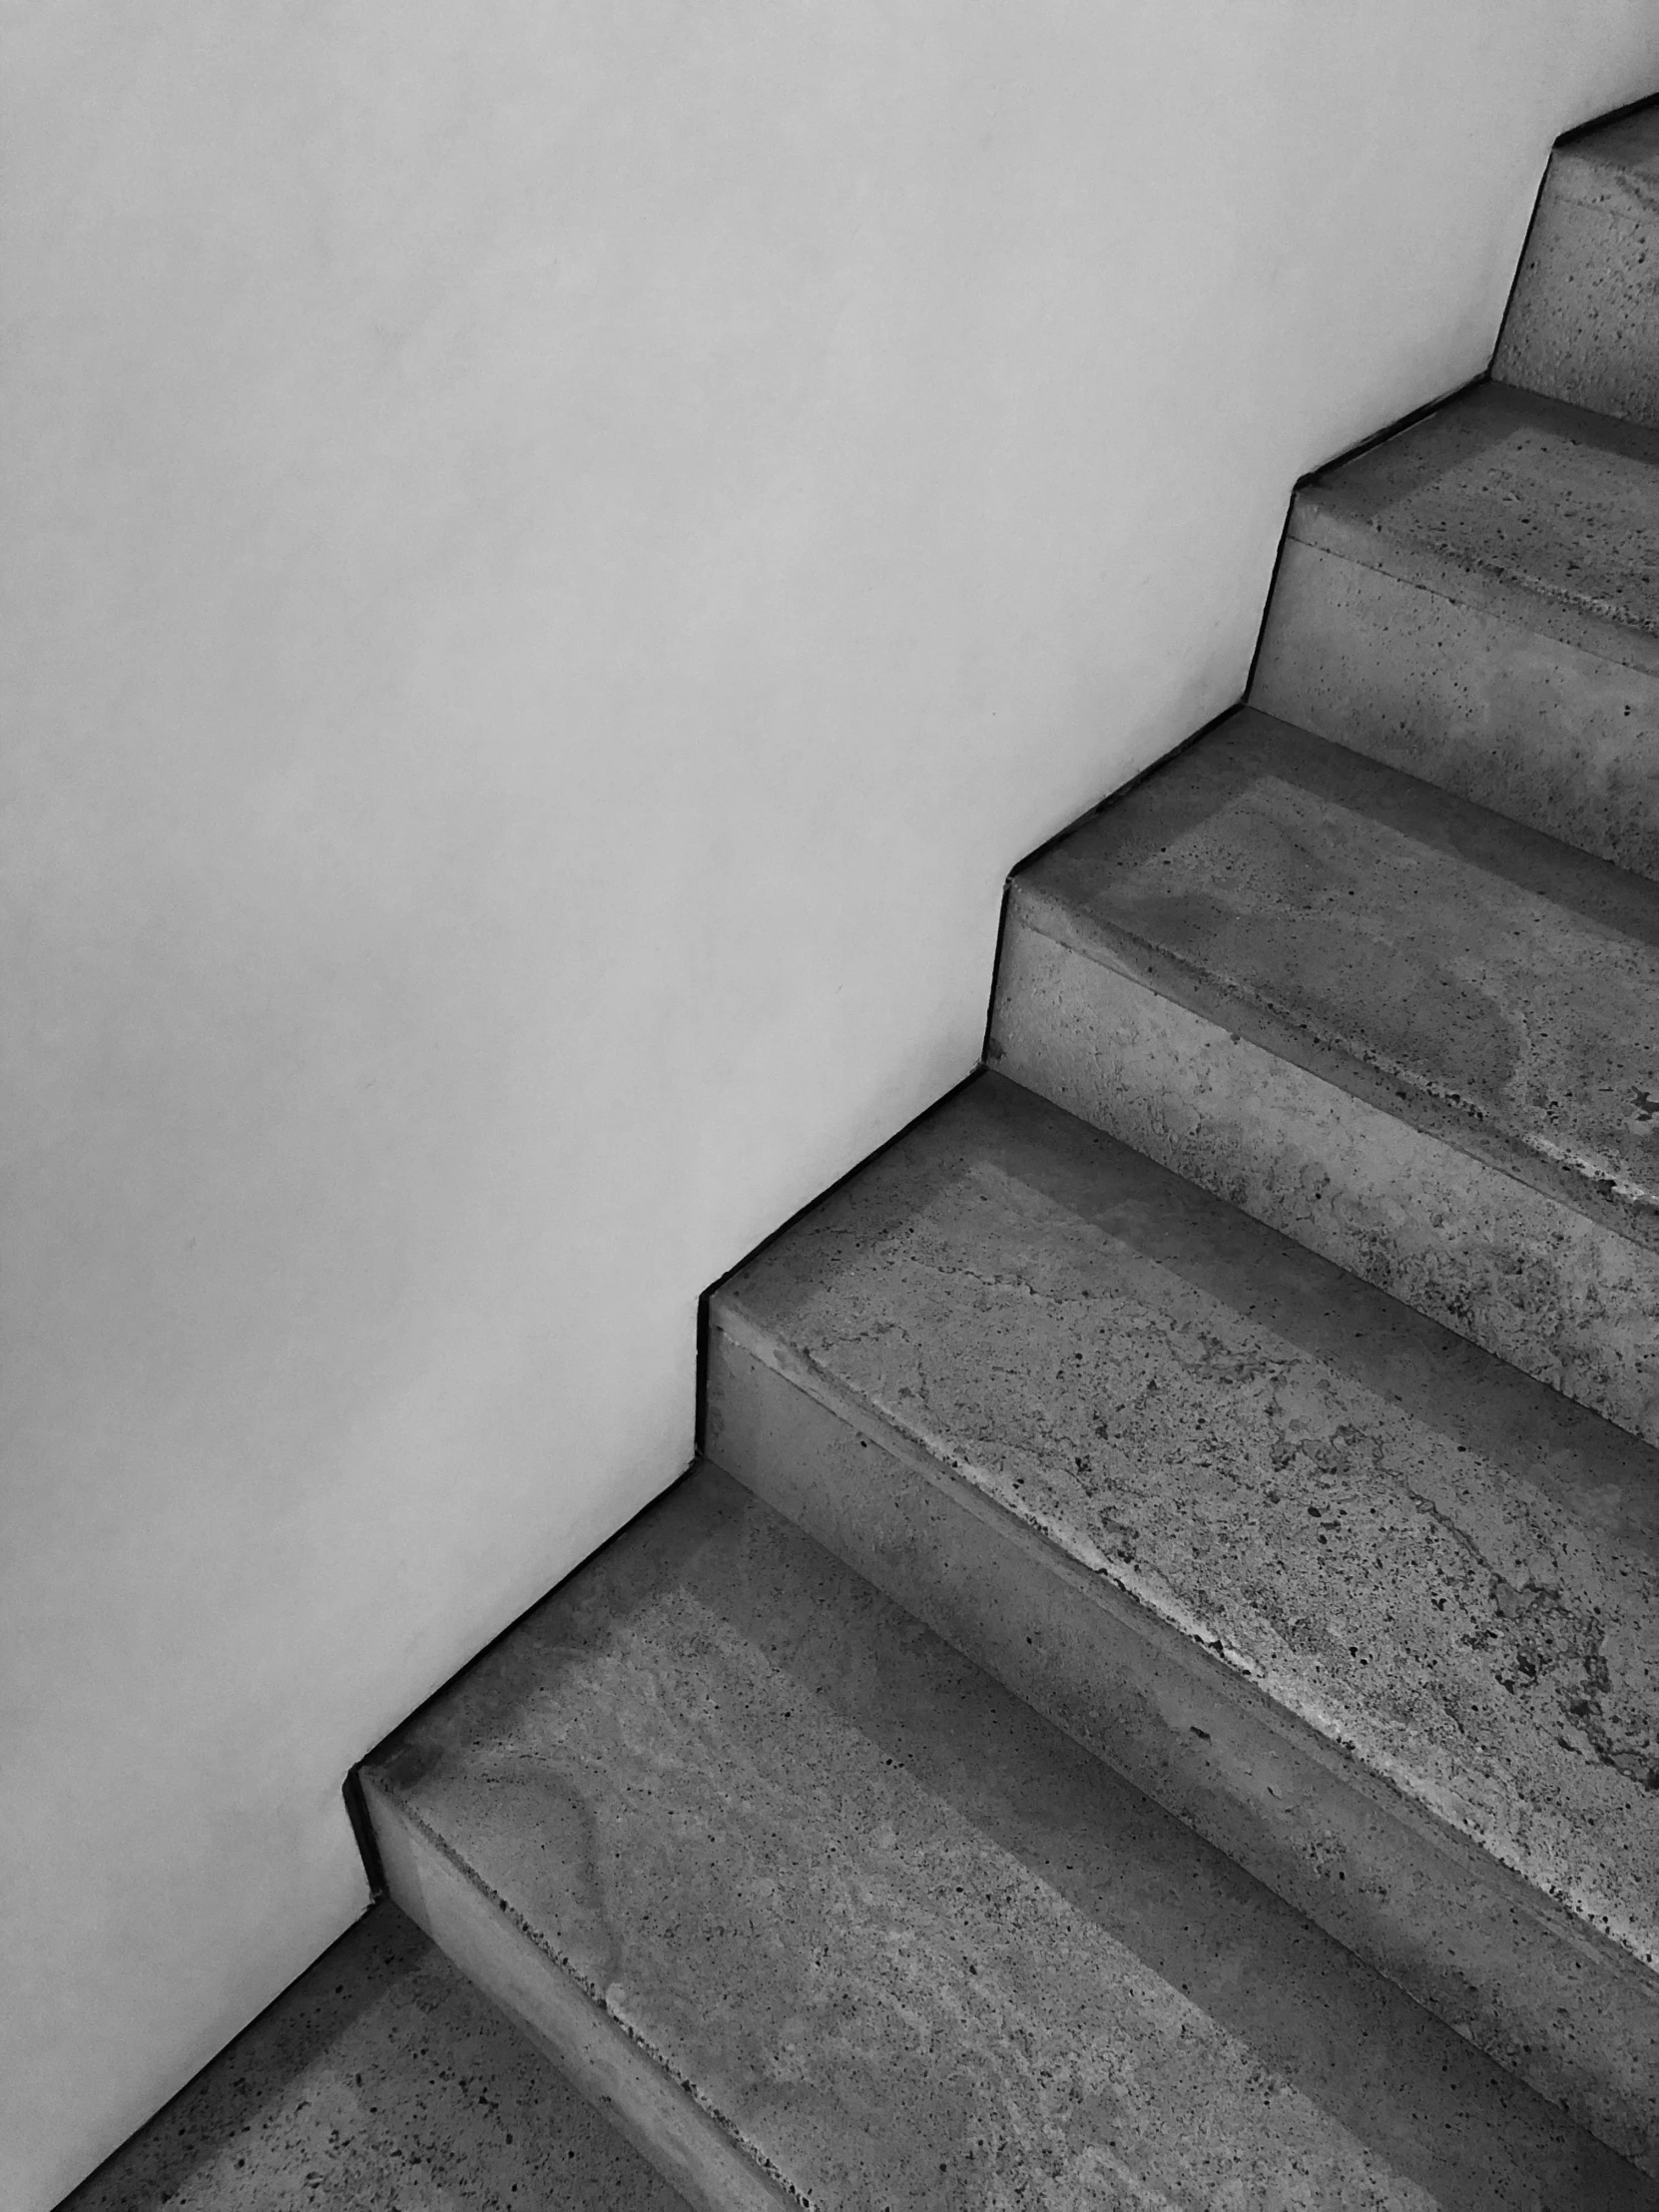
[711,1074,1659,2163]
[58,1902,691,2211]
[1284,383,1659,656]
[708,1321,1659,2172]
[714,1072,1659,1950]
[1252,383,1659,877]
[993,709,1659,1442]
[998,927,1659,1446]
[1494,101,1659,431]
[366,1462,1657,2208]
[1253,535,1659,880]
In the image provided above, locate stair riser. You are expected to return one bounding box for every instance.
[363,1779,793,2212]
[1252,537,1659,881]
[706,1324,1659,2170]
[989,917,1659,1448]
[1492,165,1659,433]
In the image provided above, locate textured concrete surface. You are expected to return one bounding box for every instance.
[992,709,1659,1443]
[58,1901,691,2211]
[1253,534,1659,879]
[1284,381,1659,658]
[366,1787,795,2212]
[711,1074,1659,2166]
[997,926,1659,1445]
[1494,100,1659,431]
[709,1324,1659,2173]
[1252,382,1659,876]
[366,1460,1657,2207]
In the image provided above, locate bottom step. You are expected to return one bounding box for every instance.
[59,1902,687,2212]
[362,1464,1654,2212]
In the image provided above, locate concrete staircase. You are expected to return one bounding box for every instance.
[362,100,1659,2206]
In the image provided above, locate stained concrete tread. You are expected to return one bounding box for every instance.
[57,1902,690,2212]
[713,1075,1659,2002]
[994,706,1659,1440]
[1249,380,1659,878]
[363,1462,1654,2212]
[1008,708,1659,1249]
[1286,380,1659,669]
[1493,99,1659,431]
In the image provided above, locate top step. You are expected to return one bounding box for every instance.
[1494,100,1659,430]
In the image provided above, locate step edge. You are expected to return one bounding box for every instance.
[707,1327,1659,2172]
[994,917,1659,1443]
[1549,136,1659,206]
[708,1291,1659,1999]
[1250,550,1659,881]
[360,1769,800,2212]
[1002,874,1659,1260]
[1283,494,1659,678]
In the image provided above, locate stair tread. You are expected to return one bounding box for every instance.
[716,1072,1659,1975]
[1289,380,1659,671]
[60,1907,691,2212]
[1489,102,1659,437]
[1012,706,1659,1256]
[1554,102,1659,207]
[365,1462,1655,2211]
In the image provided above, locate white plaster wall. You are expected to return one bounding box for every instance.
[5,7,1656,2203]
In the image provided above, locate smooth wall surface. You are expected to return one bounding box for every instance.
[5,8,1656,2205]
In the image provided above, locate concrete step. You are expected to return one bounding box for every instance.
[59,1903,688,2212]
[990,707,1659,1447]
[1493,100,1659,432]
[705,1074,1659,2173]
[363,1457,1657,2207]
[1250,380,1659,880]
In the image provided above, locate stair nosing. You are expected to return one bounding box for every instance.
[1005,850,1659,1264]
[368,1445,1659,2184]
[712,1275,1659,1997]
[1284,382,1659,677]
[362,1766,801,2212]
[1553,134,1659,203]
[712,1061,1659,1981]
[1286,503,1659,678]
[708,1301,1659,2167]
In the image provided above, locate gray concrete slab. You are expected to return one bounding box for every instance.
[57,1902,691,2210]
[1494,100,1659,431]
[710,1072,1659,2169]
[1252,383,1659,877]
[1288,382,1659,660]
[992,709,1659,1444]
[367,1459,1658,2205]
